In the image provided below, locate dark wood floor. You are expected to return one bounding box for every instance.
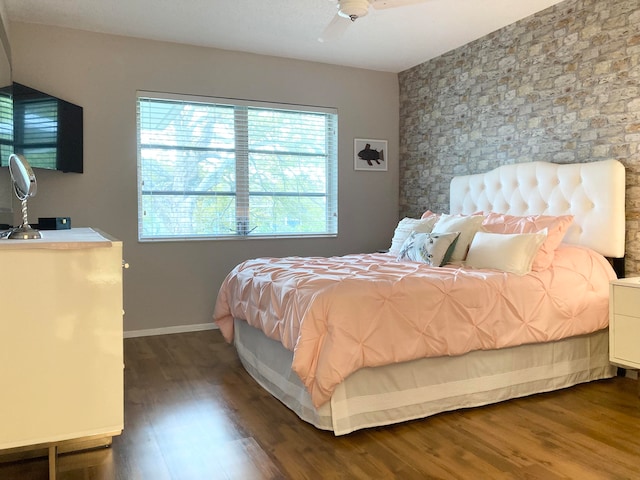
[1,330,639,480]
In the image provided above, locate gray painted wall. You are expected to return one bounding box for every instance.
[7,22,400,333]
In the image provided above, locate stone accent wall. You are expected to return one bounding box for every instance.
[399,0,640,275]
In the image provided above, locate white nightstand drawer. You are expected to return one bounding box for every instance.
[613,285,640,318]
[610,277,640,370]
[613,314,640,366]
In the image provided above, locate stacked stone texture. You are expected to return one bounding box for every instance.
[399,0,640,275]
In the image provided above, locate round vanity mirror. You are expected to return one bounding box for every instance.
[9,153,37,199]
[7,153,40,239]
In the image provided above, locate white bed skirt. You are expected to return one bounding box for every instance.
[234,319,616,435]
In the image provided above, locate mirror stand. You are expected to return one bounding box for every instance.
[8,197,40,239]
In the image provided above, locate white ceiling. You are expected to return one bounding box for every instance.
[4,0,565,73]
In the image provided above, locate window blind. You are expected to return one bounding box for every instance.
[137,91,338,241]
[0,89,12,166]
[13,96,58,170]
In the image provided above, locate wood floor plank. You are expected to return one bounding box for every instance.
[446,404,601,480]
[1,329,639,479]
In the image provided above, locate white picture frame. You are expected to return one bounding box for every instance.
[354,138,388,172]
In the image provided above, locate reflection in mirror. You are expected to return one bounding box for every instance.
[0,84,11,223]
[7,153,40,239]
[0,0,11,221]
[0,1,9,88]
[0,36,8,86]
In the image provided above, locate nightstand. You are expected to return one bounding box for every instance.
[609,277,640,396]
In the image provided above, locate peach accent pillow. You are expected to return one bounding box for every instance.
[481,213,574,271]
[420,210,441,221]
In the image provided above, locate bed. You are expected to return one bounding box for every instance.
[213,159,626,435]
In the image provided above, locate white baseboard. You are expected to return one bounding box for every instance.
[124,322,218,339]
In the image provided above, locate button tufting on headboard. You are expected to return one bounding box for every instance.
[449,160,625,258]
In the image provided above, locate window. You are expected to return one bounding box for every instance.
[137,91,338,241]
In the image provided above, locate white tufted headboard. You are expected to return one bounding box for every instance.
[450,160,625,258]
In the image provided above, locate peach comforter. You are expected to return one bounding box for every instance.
[214,245,615,408]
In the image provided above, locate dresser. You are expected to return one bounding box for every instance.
[0,228,123,472]
[609,277,640,370]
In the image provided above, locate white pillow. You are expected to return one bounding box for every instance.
[389,217,438,254]
[431,214,484,263]
[465,231,547,275]
[397,231,460,266]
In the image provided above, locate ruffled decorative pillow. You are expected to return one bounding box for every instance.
[481,213,574,271]
[397,231,460,266]
[389,217,439,254]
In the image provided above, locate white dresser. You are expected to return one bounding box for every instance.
[0,228,123,457]
[609,277,640,370]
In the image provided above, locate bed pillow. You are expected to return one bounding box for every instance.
[420,210,441,221]
[481,213,574,271]
[389,217,439,254]
[465,231,546,275]
[397,231,460,266]
[431,214,484,263]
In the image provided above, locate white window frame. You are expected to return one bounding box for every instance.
[136,91,338,242]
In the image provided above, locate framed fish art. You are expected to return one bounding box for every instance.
[354,138,388,172]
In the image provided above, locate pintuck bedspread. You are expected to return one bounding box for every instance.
[213,244,616,408]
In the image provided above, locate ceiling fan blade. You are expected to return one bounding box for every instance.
[318,13,351,43]
[371,0,428,10]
